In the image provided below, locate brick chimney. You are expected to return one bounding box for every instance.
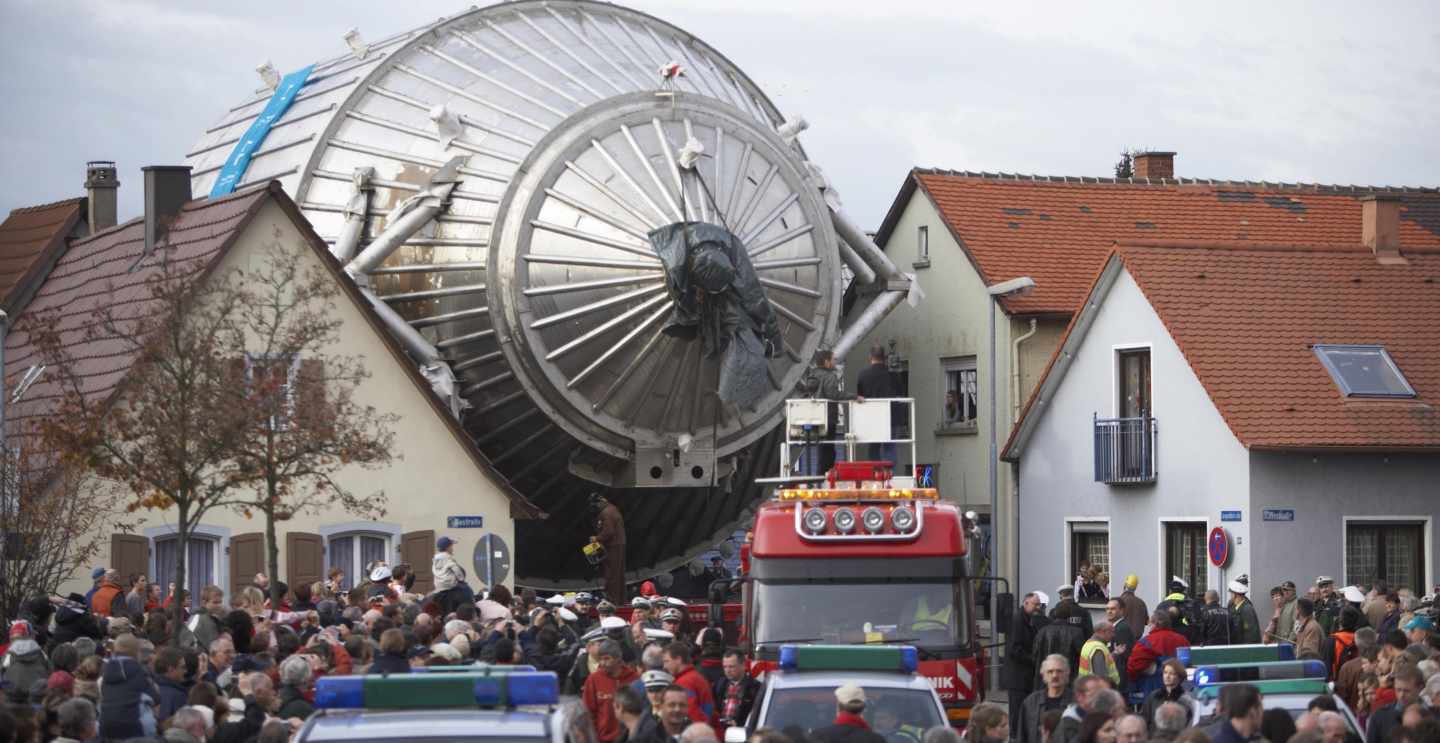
[1132,151,1176,179]
[84,161,119,235]
[142,166,192,256]
[1361,194,1406,265]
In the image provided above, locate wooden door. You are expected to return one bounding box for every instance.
[286,532,324,594]
[111,534,149,584]
[229,532,265,599]
[401,530,435,594]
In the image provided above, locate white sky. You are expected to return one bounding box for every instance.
[1,0,1436,227]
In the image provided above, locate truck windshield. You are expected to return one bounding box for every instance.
[752,580,968,649]
[762,686,944,736]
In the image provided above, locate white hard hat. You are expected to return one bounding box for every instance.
[1033,591,1050,607]
[370,565,392,582]
[557,607,578,622]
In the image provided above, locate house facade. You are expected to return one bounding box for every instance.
[859,157,1440,608]
[4,175,540,604]
[1004,225,1440,606]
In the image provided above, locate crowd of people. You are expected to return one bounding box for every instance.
[1001,573,1440,743]
[0,535,771,743]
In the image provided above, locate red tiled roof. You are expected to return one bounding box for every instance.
[898,171,1440,315]
[1118,243,1440,450]
[3,186,272,443]
[0,198,84,311]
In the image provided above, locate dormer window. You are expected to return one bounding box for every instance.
[1314,345,1416,398]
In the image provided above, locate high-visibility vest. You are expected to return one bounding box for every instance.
[911,595,953,628]
[1080,638,1120,684]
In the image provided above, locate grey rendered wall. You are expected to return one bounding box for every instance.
[1249,451,1440,597]
[1016,269,1251,607]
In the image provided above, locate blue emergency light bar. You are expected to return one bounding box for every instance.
[1194,678,1331,701]
[1177,643,1294,667]
[1191,660,1328,687]
[315,671,559,709]
[414,664,536,673]
[778,644,918,674]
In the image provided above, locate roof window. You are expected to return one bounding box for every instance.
[1313,345,1416,398]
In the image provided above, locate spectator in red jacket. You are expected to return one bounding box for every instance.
[663,641,719,734]
[1128,610,1191,680]
[583,639,639,743]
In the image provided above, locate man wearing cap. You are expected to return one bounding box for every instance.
[2,620,51,699]
[1228,576,1260,645]
[585,638,641,743]
[659,608,687,645]
[432,536,474,614]
[642,669,676,716]
[1403,614,1435,647]
[367,565,393,602]
[591,493,628,605]
[1273,581,1299,644]
[811,684,886,743]
[1117,575,1148,642]
[1051,586,1093,640]
[1314,577,1342,635]
[1156,578,1201,645]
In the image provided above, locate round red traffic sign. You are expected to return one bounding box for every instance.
[1208,527,1230,567]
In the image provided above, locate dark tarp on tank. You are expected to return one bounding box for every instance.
[649,221,781,411]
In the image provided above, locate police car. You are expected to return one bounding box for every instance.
[724,646,946,743]
[1181,647,1362,738]
[296,665,596,743]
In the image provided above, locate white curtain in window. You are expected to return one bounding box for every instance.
[187,538,214,600]
[155,538,177,597]
[360,536,386,571]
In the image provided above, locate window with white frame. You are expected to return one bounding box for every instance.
[1069,521,1110,603]
[917,225,930,263]
[1163,521,1208,597]
[1347,521,1425,595]
[245,353,300,430]
[153,534,218,605]
[941,356,978,427]
[328,532,392,591]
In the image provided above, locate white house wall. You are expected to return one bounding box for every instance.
[1016,268,1251,607]
[61,200,518,599]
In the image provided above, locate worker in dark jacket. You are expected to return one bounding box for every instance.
[591,493,627,605]
[1050,586,1093,640]
[713,650,760,728]
[1199,591,1232,646]
[1005,592,1049,728]
[854,345,900,466]
[799,349,860,476]
[1033,601,1086,687]
[1227,576,1261,645]
[1018,655,1074,743]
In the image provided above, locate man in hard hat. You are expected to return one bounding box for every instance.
[591,493,627,604]
[1228,575,1261,645]
[1118,575,1148,640]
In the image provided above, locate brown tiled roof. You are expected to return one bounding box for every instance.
[1007,242,1440,455]
[884,170,1440,315]
[0,198,84,312]
[3,182,543,517]
[1119,242,1440,450]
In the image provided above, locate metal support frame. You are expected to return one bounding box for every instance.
[346,155,465,276]
[332,166,376,261]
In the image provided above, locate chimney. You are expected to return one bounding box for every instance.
[143,166,193,256]
[1132,151,1176,179]
[84,161,119,235]
[1361,194,1406,265]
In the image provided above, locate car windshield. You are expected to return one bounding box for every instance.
[762,686,942,739]
[753,581,967,649]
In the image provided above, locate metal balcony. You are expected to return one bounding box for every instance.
[1094,414,1157,484]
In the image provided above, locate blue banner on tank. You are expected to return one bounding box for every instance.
[209,64,315,198]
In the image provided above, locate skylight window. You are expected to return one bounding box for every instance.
[1313,345,1416,398]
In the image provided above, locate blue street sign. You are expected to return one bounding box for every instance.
[1221,510,1242,522]
[1263,509,1295,522]
[447,516,485,529]
[209,64,315,197]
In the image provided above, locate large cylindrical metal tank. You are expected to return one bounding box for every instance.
[186,1,845,587]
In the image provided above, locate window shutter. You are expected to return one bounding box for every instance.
[229,532,265,599]
[110,534,148,583]
[401,530,435,594]
[296,358,326,419]
[286,532,324,594]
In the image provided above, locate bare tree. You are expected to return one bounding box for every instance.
[36,251,255,644]
[0,445,126,621]
[226,237,395,609]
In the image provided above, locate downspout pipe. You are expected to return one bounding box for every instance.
[1010,318,1038,421]
[1007,317,1037,632]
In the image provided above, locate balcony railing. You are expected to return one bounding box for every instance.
[1094,414,1157,484]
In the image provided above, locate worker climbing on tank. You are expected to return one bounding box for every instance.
[590,493,627,604]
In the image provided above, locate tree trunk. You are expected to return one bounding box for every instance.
[265,499,282,610]
[172,500,189,647]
